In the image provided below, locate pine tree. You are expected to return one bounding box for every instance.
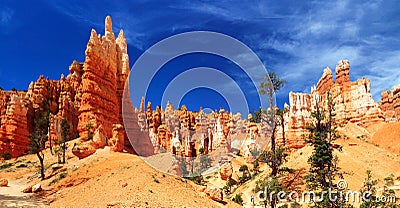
[258,72,290,208]
[360,170,379,208]
[304,91,348,208]
[60,118,70,164]
[29,107,50,180]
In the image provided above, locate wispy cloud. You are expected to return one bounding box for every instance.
[46,0,400,104]
[1,7,13,25]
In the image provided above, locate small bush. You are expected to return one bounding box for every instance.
[385,174,395,186]
[159,148,167,153]
[0,152,12,160]
[238,175,251,184]
[232,193,244,205]
[16,163,28,168]
[48,172,68,186]
[152,174,160,183]
[6,168,16,172]
[291,202,301,208]
[185,175,205,185]
[49,178,59,186]
[0,163,12,170]
[59,172,67,179]
[199,147,205,154]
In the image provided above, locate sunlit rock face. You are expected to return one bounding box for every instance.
[0,16,130,158]
[0,93,29,157]
[380,84,400,122]
[279,60,385,149]
[78,16,129,139]
[134,102,275,164]
[393,85,400,120]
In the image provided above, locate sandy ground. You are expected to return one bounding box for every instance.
[1,121,399,207]
[370,122,400,155]
[0,179,46,207]
[0,144,239,207]
[46,148,228,207]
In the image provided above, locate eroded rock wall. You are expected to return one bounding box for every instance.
[380,84,400,122]
[77,16,128,139]
[0,93,29,157]
[281,60,385,149]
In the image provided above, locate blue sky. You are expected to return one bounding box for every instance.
[1,0,399,113]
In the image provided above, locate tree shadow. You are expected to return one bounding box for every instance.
[0,194,45,207]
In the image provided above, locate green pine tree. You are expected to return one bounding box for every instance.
[304,91,350,208]
[29,106,50,180]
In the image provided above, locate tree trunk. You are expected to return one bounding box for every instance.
[62,141,66,164]
[57,151,61,164]
[271,125,277,177]
[281,115,286,146]
[37,152,45,180]
[49,136,54,155]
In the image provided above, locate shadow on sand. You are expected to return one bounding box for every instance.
[0,194,45,207]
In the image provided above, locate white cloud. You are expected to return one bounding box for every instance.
[45,0,400,105]
[1,7,13,25]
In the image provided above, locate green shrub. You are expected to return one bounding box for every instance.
[0,151,12,160]
[0,163,12,170]
[16,163,28,168]
[185,175,205,185]
[59,172,67,179]
[48,178,59,186]
[152,174,160,183]
[232,193,244,205]
[48,172,68,186]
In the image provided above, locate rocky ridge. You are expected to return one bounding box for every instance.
[280,60,385,148]
[0,16,398,159]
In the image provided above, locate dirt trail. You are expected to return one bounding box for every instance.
[0,180,46,207]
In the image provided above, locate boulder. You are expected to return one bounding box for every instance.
[0,178,8,186]
[22,185,32,193]
[219,164,233,180]
[32,184,42,193]
[72,142,96,159]
[51,163,64,170]
[109,124,124,152]
[203,186,223,202]
[92,125,107,148]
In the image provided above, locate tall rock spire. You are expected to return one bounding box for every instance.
[78,16,128,139]
[105,16,114,38]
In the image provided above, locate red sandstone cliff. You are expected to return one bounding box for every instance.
[0,92,29,157]
[0,16,129,158]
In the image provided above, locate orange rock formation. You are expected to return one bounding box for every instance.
[281,60,385,149]
[0,16,129,158]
